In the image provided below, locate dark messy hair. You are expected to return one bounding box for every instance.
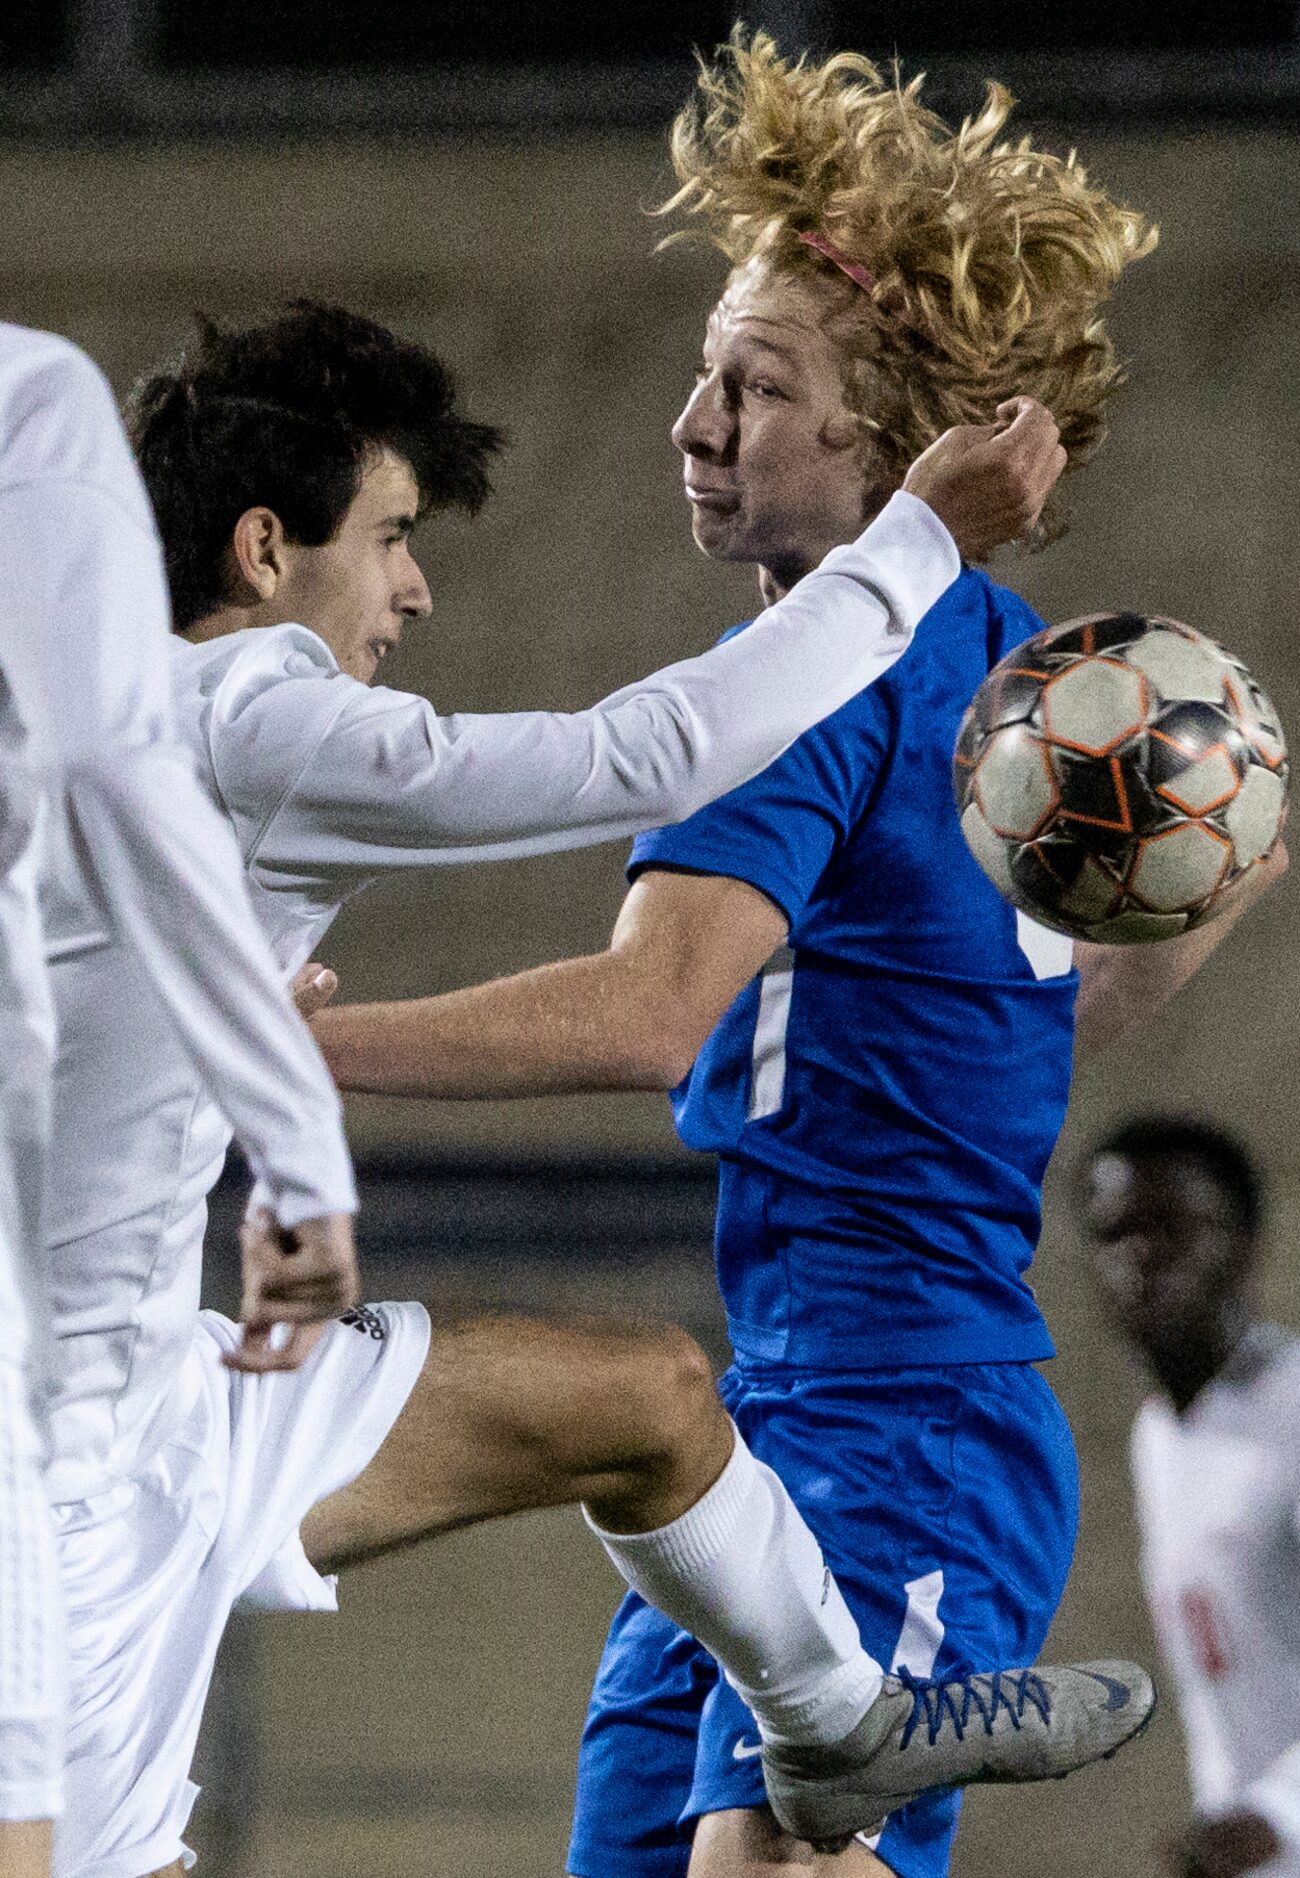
[127,301,503,630]
[1083,1114,1264,1238]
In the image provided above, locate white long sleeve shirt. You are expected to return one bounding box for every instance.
[0,323,357,1488]
[189,489,958,891]
[43,472,958,1502]
[1131,1327,1300,1872]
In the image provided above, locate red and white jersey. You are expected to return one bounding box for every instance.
[43,486,959,1502]
[1131,1328,1300,1868]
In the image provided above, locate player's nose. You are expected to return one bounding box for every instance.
[397,556,433,619]
[672,378,729,460]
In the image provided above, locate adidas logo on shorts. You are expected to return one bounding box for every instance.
[340,1304,386,1342]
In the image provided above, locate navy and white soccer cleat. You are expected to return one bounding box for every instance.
[761,1658,1156,1852]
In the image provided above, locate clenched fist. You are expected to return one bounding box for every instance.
[902,397,1068,561]
[290,960,339,1020]
[225,1206,361,1374]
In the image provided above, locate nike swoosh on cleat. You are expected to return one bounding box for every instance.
[1080,1671,1131,1712]
[732,1739,764,1760]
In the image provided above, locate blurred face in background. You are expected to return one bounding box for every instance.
[1080,1152,1254,1370]
[672,256,883,596]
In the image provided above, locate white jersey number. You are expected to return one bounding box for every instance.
[1015,911,1075,982]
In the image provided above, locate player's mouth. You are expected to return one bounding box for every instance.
[685,482,741,514]
[367,636,396,672]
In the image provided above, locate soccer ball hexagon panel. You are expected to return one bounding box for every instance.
[952,614,1289,944]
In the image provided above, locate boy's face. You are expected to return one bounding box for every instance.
[1080,1152,1253,1365]
[272,450,432,683]
[672,257,882,591]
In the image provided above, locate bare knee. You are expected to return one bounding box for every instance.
[689,1807,893,1875]
[304,1312,730,1571]
[557,1319,731,1533]
[608,1323,720,1464]
[473,1314,722,1480]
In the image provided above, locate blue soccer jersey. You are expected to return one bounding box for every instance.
[629,567,1078,1370]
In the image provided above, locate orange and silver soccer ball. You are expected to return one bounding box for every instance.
[952,613,1288,943]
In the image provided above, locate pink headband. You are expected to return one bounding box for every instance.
[799,231,877,294]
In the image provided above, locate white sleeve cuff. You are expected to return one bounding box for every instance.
[818,489,962,637]
[1244,1743,1300,1857]
[245,1128,358,1227]
[244,1157,358,1231]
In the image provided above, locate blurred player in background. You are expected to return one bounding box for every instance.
[0,320,361,1875]
[304,32,1280,1878]
[1081,1118,1300,1878]
[42,296,1154,1878]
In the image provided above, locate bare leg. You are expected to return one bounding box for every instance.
[300,1316,905,1857]
[302,1314,732,1572]
[0,1820,52,1878]
[688,1808,893,1877]
[139,1864,186,1878]
[187,1612,258,1877]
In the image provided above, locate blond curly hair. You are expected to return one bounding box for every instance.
[663,29,1157,542]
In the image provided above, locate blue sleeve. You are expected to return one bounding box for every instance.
[628,691,891,927]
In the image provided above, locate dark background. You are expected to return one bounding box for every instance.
[6,0,1299,66]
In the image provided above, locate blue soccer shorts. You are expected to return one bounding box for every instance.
[567,1357,1079,1878]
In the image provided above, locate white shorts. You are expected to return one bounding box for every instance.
[50,1300,431,1878]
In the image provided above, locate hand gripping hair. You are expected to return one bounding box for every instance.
[661,28,1157,544]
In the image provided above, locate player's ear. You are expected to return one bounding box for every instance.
[229,506,288,601]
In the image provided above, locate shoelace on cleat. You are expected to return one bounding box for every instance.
[897,1669,1052,1748]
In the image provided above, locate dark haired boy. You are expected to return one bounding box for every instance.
[1080,1119,1300,1878]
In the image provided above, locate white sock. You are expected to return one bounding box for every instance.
[585,1424,883,1746]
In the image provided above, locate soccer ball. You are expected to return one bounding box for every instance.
[952,613,1288,943]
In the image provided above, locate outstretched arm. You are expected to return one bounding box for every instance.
[240,404,1065,883]
[311,868,784,1099]
[1073,843,1287,1056]
[312,837,1288,1093]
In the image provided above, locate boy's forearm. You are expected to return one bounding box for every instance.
[313,955,684,1101]
[1073,848,1285,1056]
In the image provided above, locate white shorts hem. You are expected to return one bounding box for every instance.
[60,1835,194,1878]
[0,1782,61,1822]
